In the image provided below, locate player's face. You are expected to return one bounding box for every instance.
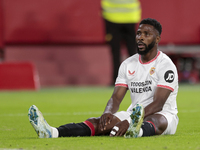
[136,24,158,55]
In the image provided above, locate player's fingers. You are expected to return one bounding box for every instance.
[101,115,109,130]
[109,130,116,137]
[116,129,126,136]
[100,113,113,131]
[105,115,111,126]
[115,128,123,136]
[108,115,112,124]
[104,114,113,130]
[103,117,109,130]
[107,113,114,126]
[110,126,119,136]
[99,115,105,131]
[115,130,121,136]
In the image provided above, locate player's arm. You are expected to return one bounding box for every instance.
[144,59,178,118]
[144,87,171,118]
[99,86,128,130]
[104,86,127,114]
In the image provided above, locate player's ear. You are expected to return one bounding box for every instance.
[156,36,161,44]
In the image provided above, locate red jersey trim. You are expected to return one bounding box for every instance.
[115,83,128,88]
[157,84,174,92]
[83,121,95,136]
[139,51,161,64]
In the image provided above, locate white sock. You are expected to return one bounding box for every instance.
[51,127,59,138]
[138,128,143,137]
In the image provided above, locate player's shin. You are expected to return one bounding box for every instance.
[138,121,156,137]
[57,121,95,137]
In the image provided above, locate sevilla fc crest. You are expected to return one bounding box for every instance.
[149,67,155,75]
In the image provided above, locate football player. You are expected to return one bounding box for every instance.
[28,18,179,138]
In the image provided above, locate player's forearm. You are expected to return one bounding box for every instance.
[144,87,171,118]
[144,102,163,118]
[103,86,127,114]
[103,98,120,114]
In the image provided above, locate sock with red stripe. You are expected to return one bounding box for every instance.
[57,121,95,137]
[139,121,156,137]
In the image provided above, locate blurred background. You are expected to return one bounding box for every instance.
[0,0,200,90]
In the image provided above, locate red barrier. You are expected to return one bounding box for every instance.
[0,62,40,90]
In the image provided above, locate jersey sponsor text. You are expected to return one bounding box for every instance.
[130,80,152,93]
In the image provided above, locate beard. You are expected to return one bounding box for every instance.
[137,40,156,55]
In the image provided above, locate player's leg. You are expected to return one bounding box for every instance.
[131,114,165,137]
[28,105,122,138]
[86,115,121,136]
[143,114,168,135]
[124,104,145,138]
[125,108,179,138]
[109,111,132,136]
[57,113,123,137]
[143,112,179,136]
[28,105,93,138]
[28,105,98,138]
[28,105,54,138]
[124,106,167,138]
[124,104,163,138]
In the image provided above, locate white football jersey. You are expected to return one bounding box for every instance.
[115,50,178,115]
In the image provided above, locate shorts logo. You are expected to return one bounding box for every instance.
[164,70,175,83]
[128,70,135,76]
[149,67,155,75]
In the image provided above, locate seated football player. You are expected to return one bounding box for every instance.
[28,18,179,138]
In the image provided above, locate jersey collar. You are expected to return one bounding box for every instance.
[139,50,161,64]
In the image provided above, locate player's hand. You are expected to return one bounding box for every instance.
[109,120,129,137]
[99,113,114,131]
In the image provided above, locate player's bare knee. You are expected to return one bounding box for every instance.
[144,114,168,135]
[86,117,100,131]
[157,115,168,134]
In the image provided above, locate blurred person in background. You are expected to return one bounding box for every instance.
[101,0,141,85]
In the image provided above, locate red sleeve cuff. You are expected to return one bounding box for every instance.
[115,83,128,88]
[157,85,174,92]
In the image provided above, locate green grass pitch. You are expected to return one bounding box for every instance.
[0,84,200,150]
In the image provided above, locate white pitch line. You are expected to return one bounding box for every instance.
[0,111,102,117]
[0,149,25,150]
[0,110,199,117]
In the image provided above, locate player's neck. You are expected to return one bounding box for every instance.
[140,48,158,63]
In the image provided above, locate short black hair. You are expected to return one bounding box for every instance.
[139,18,162,35]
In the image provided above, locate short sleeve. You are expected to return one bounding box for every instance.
[157,59,178,92]
[115,61,128,88]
